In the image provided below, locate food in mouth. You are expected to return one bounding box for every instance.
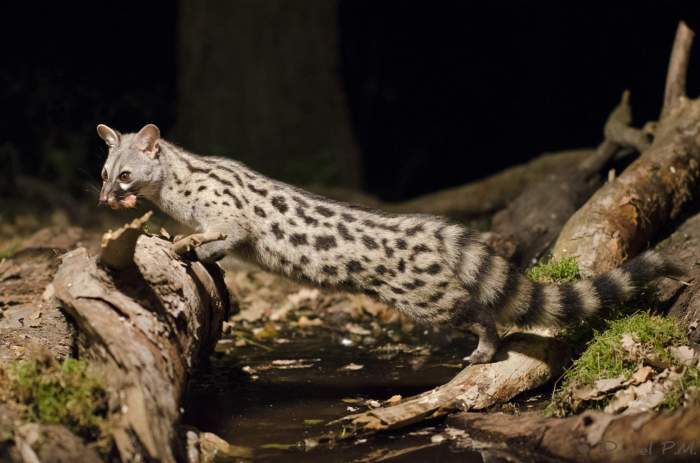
[109,192,138,209]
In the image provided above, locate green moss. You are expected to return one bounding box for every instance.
[3,357,108,441]
[547,312,690,416]
[0,241,19,259]
[562,313,684,387]
[526,256,581,284]
[660,365,700,410]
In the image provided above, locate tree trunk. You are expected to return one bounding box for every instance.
[175,0,362,188]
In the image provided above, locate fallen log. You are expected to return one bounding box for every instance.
[388,148,595,219]
[552,22,700,275]
[50,214,230,462]
[491,90,646,266]
[447,407,700,463]
[327,333,569,438]
[311,148,597,220]
[654,211,700,346]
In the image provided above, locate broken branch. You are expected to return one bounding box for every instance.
[662,21,694,118]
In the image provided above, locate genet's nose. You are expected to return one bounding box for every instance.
[99,184,111,205]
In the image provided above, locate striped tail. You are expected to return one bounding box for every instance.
[474,250,683,328]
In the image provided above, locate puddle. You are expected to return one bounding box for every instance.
[183,329,486,462]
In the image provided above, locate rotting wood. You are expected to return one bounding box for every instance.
[553,22,700,275]
[447,406,700,463]
[51,213,229,462]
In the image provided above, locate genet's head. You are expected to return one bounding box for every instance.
[96,123,164,209]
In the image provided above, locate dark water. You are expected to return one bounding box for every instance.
[183,330,486,462]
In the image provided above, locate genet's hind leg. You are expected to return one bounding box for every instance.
[455,300,500,365]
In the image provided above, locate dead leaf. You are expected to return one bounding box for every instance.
[669,345,699,367]
[339,363,364,371]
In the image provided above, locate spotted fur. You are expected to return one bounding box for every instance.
[97,124,684,364]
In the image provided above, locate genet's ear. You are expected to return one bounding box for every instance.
[135,124,161,157]
[96,124,120,147]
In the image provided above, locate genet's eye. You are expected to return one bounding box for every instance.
[118,171,132,182]
[101,169,108,181]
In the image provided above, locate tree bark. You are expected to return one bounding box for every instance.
[175,0,361,188]
[491,90,646,267]
[448,407,700,463]
[51,216,229,462]
[552,22,700,275]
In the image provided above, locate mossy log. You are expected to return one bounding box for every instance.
[51,214,229,462]
[552,22,700,275]
[448,407,700,463]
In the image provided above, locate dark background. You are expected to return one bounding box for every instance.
[1,1,699,201]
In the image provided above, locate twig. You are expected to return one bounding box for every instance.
[172,232,227,255]
[662,21,695,118]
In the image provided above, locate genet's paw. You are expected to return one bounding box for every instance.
[462,349,496,366]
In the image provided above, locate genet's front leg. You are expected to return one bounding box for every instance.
[194,233,239,263]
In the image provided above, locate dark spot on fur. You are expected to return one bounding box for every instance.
[248,184,268,197]
[437,281,449,288]
[426,263,442,275]
[208,171,234,187]
[315,206,335,217]
[398,259,406,273]
[337,223,354,241]
[362,235,379,250]
[214,190,221,196]
[405,224,424,236]
[428,292,444,303]
[417,302,429,308]
[198,185,207,192]
[410,244,431,260]
[204,202,210,207]
[369,278,384,286]
[362,256,370,263]
[347,260,364,273]
[341,213,356,223]
[390,286,406,295]
[376,265,388,275]
[296,207,319,226]
[322,265,338,276]
[314,235,337,251]
[184,190,192,196]
[381,238,394,258]
[271,196,288,213]
[271,223,285,240]
[233,173,244,187]
[300,256,310,264]
[292,196,310,208]
[290,233,308,246]
[288,219,297,226]
[254,206,267,217]
[222,188,243,209]
[395,239,407,250]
